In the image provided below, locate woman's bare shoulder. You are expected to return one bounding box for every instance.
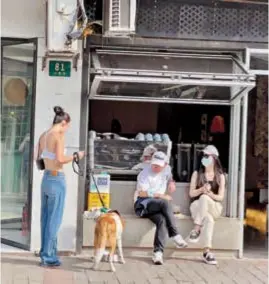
[190,171,198,184]
[220,173,226,181]
[39,131,46,141]
[40,130,61,142]
[191,171,198,178]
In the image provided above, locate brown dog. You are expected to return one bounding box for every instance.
[92,210,125,272]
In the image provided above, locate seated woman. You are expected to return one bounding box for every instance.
[187,145,225,265]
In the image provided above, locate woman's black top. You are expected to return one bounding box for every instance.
[191,178,219,203]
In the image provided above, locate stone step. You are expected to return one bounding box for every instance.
[83,214,241,253]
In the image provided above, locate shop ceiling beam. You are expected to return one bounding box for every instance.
[87,35,268,51]
[92,75,255,88]
[91,95,231,106]
[96,49,239,59]
[92,46,244,57]
[93,69,254,84]
[95,67,252,77]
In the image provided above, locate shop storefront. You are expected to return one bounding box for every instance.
[81,39,259,257]
[1,0,267,256]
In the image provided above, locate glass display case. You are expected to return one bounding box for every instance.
[88,131,172,175]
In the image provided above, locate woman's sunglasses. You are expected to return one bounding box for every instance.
[203,154,211,158]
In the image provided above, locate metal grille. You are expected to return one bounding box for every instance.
[111,0,121,27]
[136,0,268,42]
[85,0,98,21]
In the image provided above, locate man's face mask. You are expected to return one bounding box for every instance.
[151,164,164,173]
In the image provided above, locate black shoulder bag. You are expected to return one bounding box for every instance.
[36,139,45,170]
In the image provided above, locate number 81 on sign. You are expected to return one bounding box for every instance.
[49,60,71,77]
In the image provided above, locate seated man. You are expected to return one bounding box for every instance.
[134,151,187,265]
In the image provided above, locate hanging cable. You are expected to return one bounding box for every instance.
[65,0,88,46]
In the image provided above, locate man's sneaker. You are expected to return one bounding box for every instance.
[203,251,217,265]
[172,234,188,248]
[188,229,201,243]
[152,251,164,265]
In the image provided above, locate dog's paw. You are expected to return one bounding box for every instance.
[111,267,116,272]
[119,259,126,264]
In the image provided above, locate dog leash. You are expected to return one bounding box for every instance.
[72,152,108,211]
[72,152,83,176]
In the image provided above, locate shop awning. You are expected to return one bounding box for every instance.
[89,50,256,105]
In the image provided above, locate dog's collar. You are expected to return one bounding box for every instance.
[100,207,110,213]
[107,209,121,217]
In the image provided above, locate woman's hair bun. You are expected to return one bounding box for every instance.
[53,106,64,115]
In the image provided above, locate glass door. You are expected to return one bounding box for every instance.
[1,38,37,250]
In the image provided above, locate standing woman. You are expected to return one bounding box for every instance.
[37,106,84,267]
[187,145,225,265]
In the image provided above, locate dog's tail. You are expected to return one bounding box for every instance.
[93,222,108,267]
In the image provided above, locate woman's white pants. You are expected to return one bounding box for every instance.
[190,194,222,248]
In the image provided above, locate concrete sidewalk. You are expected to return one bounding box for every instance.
[1,254,268,284]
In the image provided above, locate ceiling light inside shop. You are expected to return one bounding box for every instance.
[181,87,199,98]
[161,85,181,91]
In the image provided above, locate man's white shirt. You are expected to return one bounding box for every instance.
[134,164,172,203]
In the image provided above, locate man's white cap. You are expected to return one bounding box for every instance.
[151,151,167,167]
[142,145,157,158]
[203,145,219,157]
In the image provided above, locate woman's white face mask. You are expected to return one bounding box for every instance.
[201,156,214,167]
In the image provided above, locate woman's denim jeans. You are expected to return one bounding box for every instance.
[40,170,66,265]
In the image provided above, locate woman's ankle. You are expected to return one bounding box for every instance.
[203,247,210,254]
